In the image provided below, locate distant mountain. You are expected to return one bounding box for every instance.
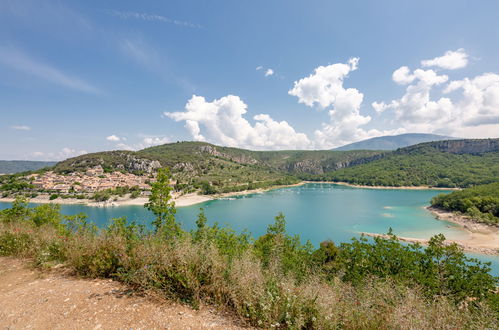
[333,133,457,151]
[0,160,57,174]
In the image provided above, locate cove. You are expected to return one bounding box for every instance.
[1,183,498,275]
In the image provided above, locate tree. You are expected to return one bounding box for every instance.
[145,167,179,235]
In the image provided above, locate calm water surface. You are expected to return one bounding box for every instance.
[1,183,497,275]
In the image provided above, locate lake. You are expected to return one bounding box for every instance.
[1,183,498,275]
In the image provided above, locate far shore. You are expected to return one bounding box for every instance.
[0,182,306,208]
[0,181,459,208]
[313,181,461,191]
[363,207,499,255]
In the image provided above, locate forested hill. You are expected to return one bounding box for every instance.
[15,138,499,192]
[322,139,499,188]
[431,182,499,225]
[333,133,456,151]
[52,142,384,194]
[0,161,57,174]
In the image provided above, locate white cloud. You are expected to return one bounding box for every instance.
[288,58,395,148]
[265,68,274,77]
[111,10,201,28]
[288,58,359,108]
[11,125,31,131]
[142,136,169,147]
[256,66,263,71]
[392,66,415,85]
[372,54,499,138]
[30,148,87,161]
[114,136,170,151]
[421,48,469,70]
[0,46,99,93]
[165,95,311,150]
[106,135,121,142]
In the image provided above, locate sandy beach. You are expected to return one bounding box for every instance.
[363,207,499,255]
[321,181,461,191]
[0,182,306,208]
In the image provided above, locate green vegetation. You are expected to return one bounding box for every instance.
[2,139,498,198]
[323,147,499,188]
[52,141,382,194]
[431,182,499,225]
[145,167,178,234]
[0,174,497,328]
[0,160,56,174]
[333,133,455,151]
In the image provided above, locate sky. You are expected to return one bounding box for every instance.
[1,0,499,160]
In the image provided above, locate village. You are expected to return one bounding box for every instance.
[27,165,153,194]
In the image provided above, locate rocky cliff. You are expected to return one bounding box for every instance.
[401,138,499,155]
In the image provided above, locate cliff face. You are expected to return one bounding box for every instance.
[400,138,499,155]
[430,139,499,154]
[280,154,385,175]
[198,145,258,165]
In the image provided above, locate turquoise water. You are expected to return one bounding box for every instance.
[1,183,498,275]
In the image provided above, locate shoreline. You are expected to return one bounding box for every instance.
[363,207,499,255]
[0,182,306,208]
[0,181,459,208]
[313,181,461,191]
[362,232,499,256]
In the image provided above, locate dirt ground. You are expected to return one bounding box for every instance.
[0,257,250,329]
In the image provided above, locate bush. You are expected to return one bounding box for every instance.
[0,199,496,328]
[49,194,59,200]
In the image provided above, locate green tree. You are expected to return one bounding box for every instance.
[145,167,179,235]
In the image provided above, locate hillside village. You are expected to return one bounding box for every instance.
[28,165,153,193]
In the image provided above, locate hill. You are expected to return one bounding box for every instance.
[431,182,499,225]
[4,139,498,196]
[52,142,383,194]
[0,160,57,174]
[323,139,499,188]
[333,133,456,151]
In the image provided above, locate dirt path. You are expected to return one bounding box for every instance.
[0,257,249,330]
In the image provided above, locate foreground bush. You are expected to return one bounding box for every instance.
[1,196,497,328]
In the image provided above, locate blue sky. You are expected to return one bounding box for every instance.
[1,0,499,160]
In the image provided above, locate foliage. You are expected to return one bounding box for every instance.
[431,182,499,225]
[324,149,499,188]
[0,160,56,174]
[0,198,497,327]
[145,167,179,236]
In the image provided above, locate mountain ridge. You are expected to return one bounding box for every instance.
[333,133,457,151]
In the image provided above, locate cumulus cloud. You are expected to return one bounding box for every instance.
[392,66,415,85]
[372,53,499,137]
[289,58,360,108]
[106,135,121,142]
[288,58,397,148]
[421,48,469,70]
[265,69,274,77]
[165,95,310,150]
[30,148,87,161]
[11,125,31,131]
[114,136,170,151]
[142,136,169,147]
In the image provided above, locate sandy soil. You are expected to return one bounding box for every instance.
[0,257,249,330]
[363,207,499,255]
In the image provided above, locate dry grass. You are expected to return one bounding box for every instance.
[0,219,497,329]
